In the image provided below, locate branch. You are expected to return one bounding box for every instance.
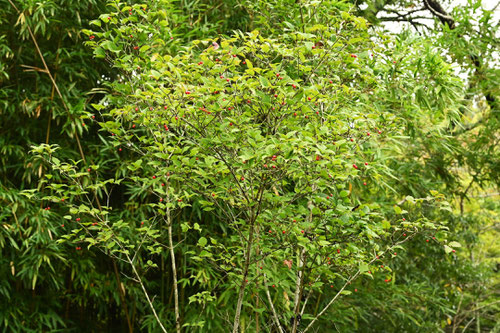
[422,0,456,28]
[263,275,285,333]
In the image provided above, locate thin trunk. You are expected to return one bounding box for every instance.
[112,259,133,333]
[232,220,256,333]
[291,249,306,333]
[303,270,361,333]
[129,260,168,333]
[255,227,261,333]
[291,188,315,333]
[263,276,285,333]
[167,218,181,333]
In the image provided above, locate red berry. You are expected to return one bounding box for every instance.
[152,176,156,179]
[363,182,367,186]
[185,91,191,95]
[308,97,311,101]
[61,224,65,227]
[337,249,340,253]
[240,177,244,181]
[353,164,358,169]
[76,218,80,221]
[282,230,286,234]
[132,124,136,128]
[272,284,276,288]
[403,233,407,237]
[301,230,304,234]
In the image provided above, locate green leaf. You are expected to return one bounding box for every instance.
[359,263,369,273]
[198,237,208,247]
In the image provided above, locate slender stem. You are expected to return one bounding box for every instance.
[129,259,168,333]
[232,219,256,333]
[166,205,181,333]
[291,248,306,333]
[302,270,361,332]
[113,260,134,333]
[263,275,285,333]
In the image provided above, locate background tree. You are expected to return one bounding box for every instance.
[1,0,498,332]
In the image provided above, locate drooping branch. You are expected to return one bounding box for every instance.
[422,0,455,28]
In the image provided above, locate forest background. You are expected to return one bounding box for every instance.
[0,0,498,332]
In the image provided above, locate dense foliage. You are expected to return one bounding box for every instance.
[1,0,498,332]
